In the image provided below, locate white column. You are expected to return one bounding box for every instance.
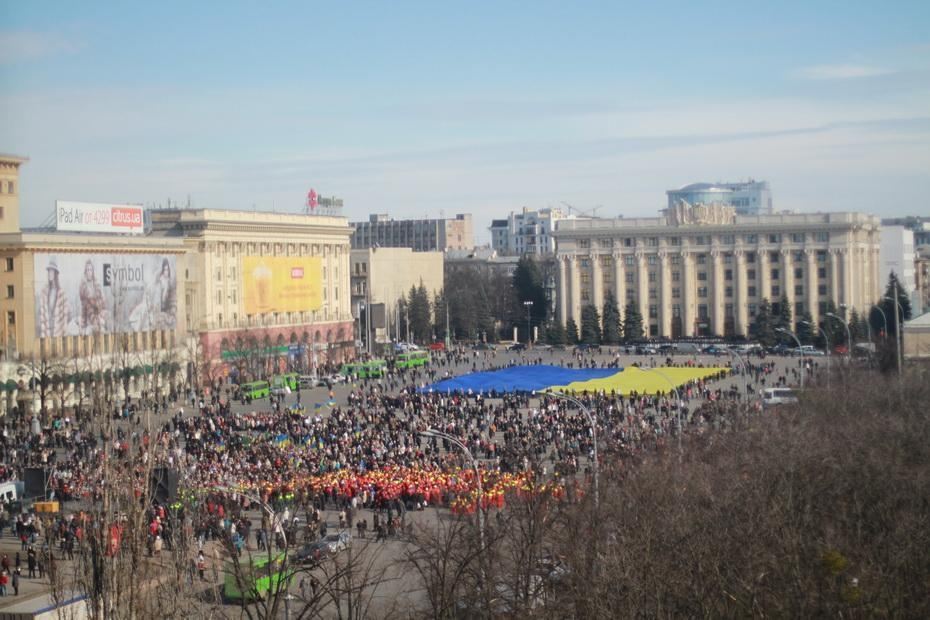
[805,249,819,326]
[829,249,841,308]
[711,250,724,336]
[557,256,568,326]
[735,250,748,336]
[592,253,604,316]
[840,248,852,308]
[782,249,795,320]
[636,253,648,335]
[682,251,695,337]
[659,252,672,337]
[759,250,772,303]
[569,256,582,324]
[613,253,624,308]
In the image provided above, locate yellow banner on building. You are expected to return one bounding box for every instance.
[242,256,323,314]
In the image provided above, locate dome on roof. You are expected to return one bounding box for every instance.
[678,182,729,192]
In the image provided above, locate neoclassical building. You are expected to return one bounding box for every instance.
[553,204,881,339]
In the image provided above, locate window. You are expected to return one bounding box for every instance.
[748,286,757,297]
[725,269,733,281]
[770,251,780,262]
[697,272,707,281]
[725,286,733,297]
[648,271,656,283]
[599,239,612,248]
[672,287,681,298]
[672,304,681,317]
[795,301,804,315]
[698,304,709,319]
[818,284,828,296]
[818,267,827,279]
[723,253,733,264]
[791,267,801,279]
[649,305,658,318]
[0,207,4,219]
[794,284,803,296]
[581,289,590,301]
[746,252,756,264]
[772,285,780,297]
[216,290,223,305]
[817,250,827,263]
[697,254,707,265]
[815,232,829,242]
[697,286,708,298]
[819,301,829,315]
[747,269,756,280]
[725,303,734,317]
[695,236,708,245]
[578,239,591,249]
[670,255,681,265]
[625,256,635,267]
[215,267,222,282]
[6,311,14,325]
[625,273,634,284]
[5,285,12,299]
[721,234,735,244]
[672,271,680,282]
[580,258,590,268]
[647,237,658,247]
[768,233,782,243]
[749,303,757,317]
[668,237,681,246]
[790,233,805,243]
[624,238,634,247]
[580,273,590,284]
[646,255,657,266]
[6,181,13,194]
[231,290,238,304]
[649,288,657,299]
[745,234,758,244]
[771,268,780,280]
[4,258,11,271]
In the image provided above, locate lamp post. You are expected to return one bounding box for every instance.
[884,292,904,378]
[523,300,534,345]
[641,368,683,457]
[872,305,888,340]
[825,312,852,362]
[543,391,599,508]
[800,320,830,389]
[726,349,754,410]
[419,429,485,579]
[775,327,805,389]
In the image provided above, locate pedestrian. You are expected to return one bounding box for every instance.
[12,569,19,595]
[197,551,206,581]
[0,570,7,596]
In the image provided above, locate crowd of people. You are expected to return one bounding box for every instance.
[0,345,812,591]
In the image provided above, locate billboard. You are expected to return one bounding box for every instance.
[242,256,323,314]
[56,201,145,235]
[33,253,177,338]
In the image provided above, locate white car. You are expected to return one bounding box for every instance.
[762,387,799,408]
[791,346,825,356]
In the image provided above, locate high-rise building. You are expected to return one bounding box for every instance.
[879,225,918,311]
[554,203,880,339]
[667,180,773,215]
[350,213,473,252]
[489,207,565,256]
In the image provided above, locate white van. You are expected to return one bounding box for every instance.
[0,481,24,503]
[762,387,799,408]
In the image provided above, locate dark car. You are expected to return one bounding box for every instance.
[294,541,328,565]
[508,343,527,352]
[472,343,495,351]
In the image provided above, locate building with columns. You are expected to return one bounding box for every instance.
[553,204,881,339]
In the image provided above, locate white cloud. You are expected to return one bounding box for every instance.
[0,30,81,65]
[792,64,894,80]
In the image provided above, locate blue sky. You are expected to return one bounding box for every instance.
[2,1,929,242]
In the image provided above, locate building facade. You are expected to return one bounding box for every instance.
[349,248,443,344]
[488,207,565,256]
[879,225,917,307]
[150,208,354,377]
[554,205,881,339]
[667,180,773,216]
[351,213,473,252]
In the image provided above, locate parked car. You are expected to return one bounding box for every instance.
[508,343,527,352]
[702,345,727,355]
[316,374,346,387]
[635,344,658,355]
[762,387,799,408]
[472,343,496,351]
[791,345,825,356]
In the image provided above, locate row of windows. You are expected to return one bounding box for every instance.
[0,181,14,194]
[578,249,832,269]
[588,282,833,302]
[577,231,831,249]
[600,264,830,287]
[38,330,175,357]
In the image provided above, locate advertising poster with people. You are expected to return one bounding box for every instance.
[33,253,177,337]
[242,256,323,315]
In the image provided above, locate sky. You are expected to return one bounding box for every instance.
[1,1,929,243]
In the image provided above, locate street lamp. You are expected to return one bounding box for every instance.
[872,305,888,340]
[825,312,852,362]
[419,429,485,577]
[726,349,755,410]
[883,293,904,378]
[800,320,830,388]
[523,300,534,345]
[640,368,683,458]
[775,327,805,389]
[543,391,599,508]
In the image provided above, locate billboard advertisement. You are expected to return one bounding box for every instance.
[242,256,323,314]
[33,253,177,338]
[56,201,145,235]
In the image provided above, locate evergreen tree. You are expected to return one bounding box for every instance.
[622,301,644,342]
[877,271,912,338]
[546,321,567,345]
[795,311,814,345]
[407,282,432,343]
[750,298,776,346]
[848,308,862,343]
[776,293,793,332]
[580,305,602,345]
[601,292,622,345]
[512,256,548,336]
[565,318,580,345]
[820,299,844,349]
[432,291,449,344]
